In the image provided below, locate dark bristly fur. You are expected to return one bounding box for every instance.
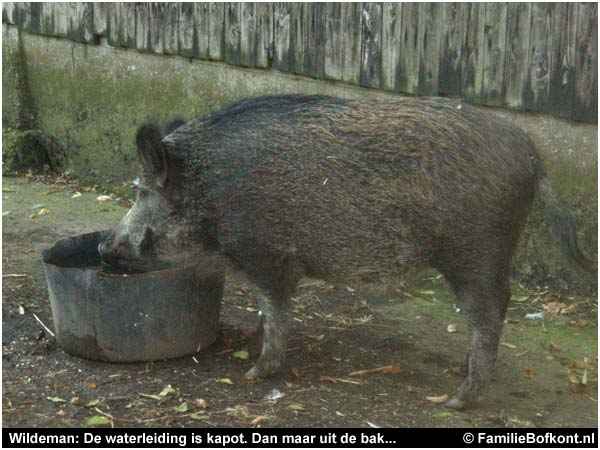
[100,95,594,410]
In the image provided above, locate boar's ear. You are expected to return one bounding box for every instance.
[136,122,168,187]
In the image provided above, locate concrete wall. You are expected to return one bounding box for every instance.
[2,26,597,294]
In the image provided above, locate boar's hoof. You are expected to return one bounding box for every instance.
[245,359,283,380]
[444,396,466,410]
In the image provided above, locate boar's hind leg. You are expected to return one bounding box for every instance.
[440,260,511,410]
[242,255,303,380]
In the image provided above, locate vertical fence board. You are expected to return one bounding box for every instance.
[40,2,55,36]
[306,3,326,79]
[3,2,16,25]
[254,3,272,68]
[163,3,179,55]
[289,3,307,75]
[398,3,420,94]
[341,2,362,85]
[361,2,382,88]
[381,3,402,91]
[573,3,598,122]
[462,3,485,102]
[208,3,224,60]
[93,3,107,37]
[324,3,343,80]
[439,3,468,96]
[549,3,577,119]
[524,3,554,112]
[418,3,442,95]
[179,3,196,58]
[239,2,256,67]
[196,3,210,59]
[224,2,241,65]
[504,3,531,109]
[480,3,508,105]
[273,3,291,71]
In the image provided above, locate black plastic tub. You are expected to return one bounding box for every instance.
[42,230,224,362]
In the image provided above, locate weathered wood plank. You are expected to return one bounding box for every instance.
[39,2,56,37]
[224,2,241,65]
[124,3,136,48]
[108,3,128,48]
[239,2,256,67]
[324,3,344,81]
[2,2,16,25]
[381,2,401,90]
[461,3,485,102]
[196,3,210,59]
[341,2,362,85]
[273,3,291,71]
[439,3,468,96]
[524,3,554,112]
[27,2,42,34]
[208,2,224,60]
[306,2,326,79]
[361,2,383,88]
[254,2,272,68]
[289,3,307,75]
[418,2,442,95]
[93,2,107,37]
[397,2,420,94]
[573,3,598,122]
[548,3,576,119]
[14,2,31,32]
[480,3,508,105]
[162,3,179,55]
[178,3,197,58]
[504,3,531,109]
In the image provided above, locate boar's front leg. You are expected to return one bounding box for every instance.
[238,253,303,380]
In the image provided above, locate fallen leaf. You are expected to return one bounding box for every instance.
[447,324,458,333]
[193,398,208,409]
[139,394,163,401]
[349,365,400,376]
[425,394,449,403]
[512,295,530,303]
[218,378,234,385]
[2,211,10,216]
[29,208,50,219]
[335,411,345,417]
[85,399,102,407]
[292,367,300,378]
[84,416,110,427]
[233,350,249,360]
[174,402,189,413]
[189,413,209,421]
[366,421,381,428]
[159,386,176,397]
[501,342,517,349]
[88,383,97,390]
[288,403,305,411]
[96,195,112,202]
[251,415,269,426]
[41,188,61,195]
[549,343,562,352]
[47,396,66,403]
[543,302,567,314]
[569,319,588,328]
[433,411,453,418]
[3,274,27,278]
[560,304,577,314]
[320,375,338,383]
[18,304,25,315]
[264,389,285,401]
[523,368,535,379]
[71,192,82,199]
[417,290,435,295]
[70,397,80,405]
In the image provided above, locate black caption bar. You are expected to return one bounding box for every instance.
[3,428,597,448]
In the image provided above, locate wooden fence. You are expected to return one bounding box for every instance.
[3,2,597,122]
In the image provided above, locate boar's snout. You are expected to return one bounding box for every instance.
[98,232,134,264]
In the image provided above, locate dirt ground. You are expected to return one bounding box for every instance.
[2,175,598,428]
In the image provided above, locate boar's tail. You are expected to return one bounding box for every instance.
[538,177,595,274]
